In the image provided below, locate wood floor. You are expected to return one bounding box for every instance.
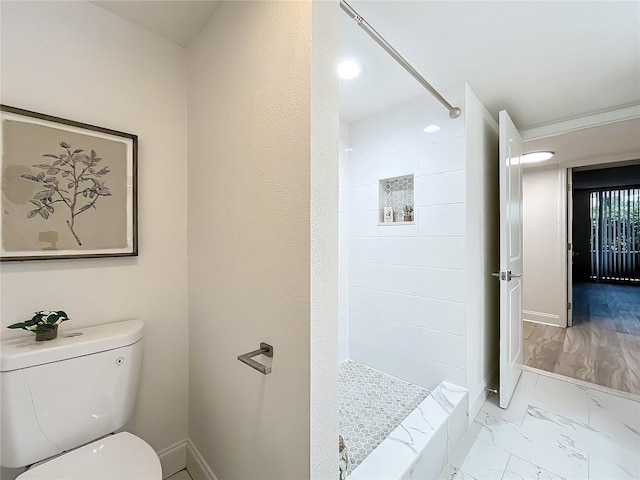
[523,282,640,395]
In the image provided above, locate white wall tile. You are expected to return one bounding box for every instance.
[349,262,419,294]
[348,237,379,263]
[378,222,421,237]
[374,290,466,336]
[379,109,465,157]
[339,162,349,188]
[419,137,466,175]
[339,211,350,237]
[349,131,379,162]
[338,236,349,262]
[415,170,466,206]
[338,311,349,363]
[418,204,466,236]
[348,210,378,237]
[349,184,378,212]
[347,148,419,187]
[350,263,465,302]
[339,186,349,212]
[351,312,466,369]
[349,286,381,316]
[415,267,466,302]
[350,98,420,137]
[339,120,349,138]
[378,237,465,269]
[338,261,349,287]
[350,336,466,390]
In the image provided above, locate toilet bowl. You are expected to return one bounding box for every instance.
[16,432,161,480]
[1,319,162,479]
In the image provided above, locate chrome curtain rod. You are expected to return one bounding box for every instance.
[340,0,461,119]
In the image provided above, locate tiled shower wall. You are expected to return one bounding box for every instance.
[343,90,468,390]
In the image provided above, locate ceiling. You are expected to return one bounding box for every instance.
[89,1,221,47]
[90,0,640,162]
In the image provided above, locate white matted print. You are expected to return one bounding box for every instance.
[1,106,137,260]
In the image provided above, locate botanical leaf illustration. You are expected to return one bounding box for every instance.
[21,141,112,246]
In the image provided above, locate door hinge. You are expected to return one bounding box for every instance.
[568,302,572,310]
[567,242,572,251]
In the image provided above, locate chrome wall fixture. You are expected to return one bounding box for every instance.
[237,342,274,375]
[340,0,461,119]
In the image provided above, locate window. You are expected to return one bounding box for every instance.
[590,187,640,283]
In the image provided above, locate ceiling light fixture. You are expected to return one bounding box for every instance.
[521,151,555,164]
[423,125,440,133]
[337,60,363,80]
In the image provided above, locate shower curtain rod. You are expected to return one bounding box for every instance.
[340,0,461,119]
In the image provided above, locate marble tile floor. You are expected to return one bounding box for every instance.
[523,282,640,395]
[441,369,640,480]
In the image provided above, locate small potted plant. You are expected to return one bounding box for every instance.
[7,310,69,341]
[403,205,414,222]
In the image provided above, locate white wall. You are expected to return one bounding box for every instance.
[187,2,337,478]
[339,121,350,363]
[0,0,189,473]
[522,166,567,327]
[345,87,469,390]
[464,85,500,419]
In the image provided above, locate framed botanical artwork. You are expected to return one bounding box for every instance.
[1,105,137,261]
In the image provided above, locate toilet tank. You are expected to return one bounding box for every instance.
[0,319,144,468]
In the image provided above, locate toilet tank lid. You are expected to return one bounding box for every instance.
[1,319,143,372]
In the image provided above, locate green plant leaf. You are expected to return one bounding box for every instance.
[72,149,84,155]
[43,154,60,159]
[27,209,39,219]
[46,168,60,175]
[6,323,27,329]
[60,141,71,149]
[21,174,39,182]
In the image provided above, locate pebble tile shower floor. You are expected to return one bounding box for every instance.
[338,360,430,472]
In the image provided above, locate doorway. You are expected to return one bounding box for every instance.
[523,163,640,395]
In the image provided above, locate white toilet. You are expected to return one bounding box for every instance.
[0,319,162,479]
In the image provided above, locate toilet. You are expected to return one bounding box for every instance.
[0,319,162,479]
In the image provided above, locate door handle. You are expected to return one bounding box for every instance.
[492,271,522,281]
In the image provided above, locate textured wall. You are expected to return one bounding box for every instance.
[0,0,189,468]
[188,2,333,478]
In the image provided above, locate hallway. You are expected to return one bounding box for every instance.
[523,282,640,395]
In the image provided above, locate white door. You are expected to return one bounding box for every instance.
[498,110,524,408]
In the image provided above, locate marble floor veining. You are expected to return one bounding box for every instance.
[441,369,640,480]
[523,282,640,395]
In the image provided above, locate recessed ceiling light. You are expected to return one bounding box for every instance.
[423,125,440,133]
[337,60,363,80]
[521,151,555,164]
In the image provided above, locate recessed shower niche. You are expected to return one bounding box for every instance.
[378,174,414,224]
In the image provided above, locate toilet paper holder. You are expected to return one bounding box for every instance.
[237,342,273,375]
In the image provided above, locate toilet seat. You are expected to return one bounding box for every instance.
[16,432,161,480]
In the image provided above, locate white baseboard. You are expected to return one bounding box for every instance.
[186,439,218,480]
[158,439,187,479]
[523,310,561,327]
